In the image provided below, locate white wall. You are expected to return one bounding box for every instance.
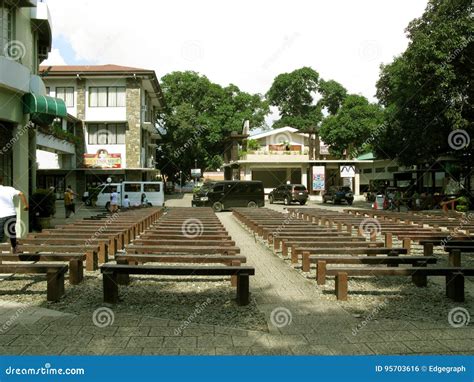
[45,79,78,117]
[84,78,127,122]
[36,149,60,169]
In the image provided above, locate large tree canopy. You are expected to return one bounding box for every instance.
[319,95,384,157]
[266,67,322,130]
[156,71,269,180]
[375,0,473,166]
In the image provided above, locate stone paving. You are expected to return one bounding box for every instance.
[0,195,472,355]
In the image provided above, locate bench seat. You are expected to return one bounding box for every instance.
[0,263,68,301]
[100,264,255,305]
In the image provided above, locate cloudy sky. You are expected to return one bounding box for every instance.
[43,0,428,104]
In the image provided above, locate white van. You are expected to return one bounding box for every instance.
[96,181,164,209]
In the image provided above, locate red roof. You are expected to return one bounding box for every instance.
[39,64,153,73]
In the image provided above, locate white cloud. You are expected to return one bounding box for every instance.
[40,48,66,65]
[45,0,428,101]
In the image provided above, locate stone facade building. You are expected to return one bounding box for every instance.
[37,65,164,193]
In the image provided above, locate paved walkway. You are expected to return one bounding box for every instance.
[0,196,471,355]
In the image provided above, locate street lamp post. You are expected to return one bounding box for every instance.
[179,171,182,194]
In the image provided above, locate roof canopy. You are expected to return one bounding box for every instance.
[22,93,67,125]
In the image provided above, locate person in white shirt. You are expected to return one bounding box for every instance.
[110,188,119,213]
[0,177,29,254]
[122,194,130,209]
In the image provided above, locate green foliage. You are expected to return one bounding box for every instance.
[30,189,56,218]
[156,71,269,180]
[375,0,473,166]
[247,139,261,151]
[317,79,348,115]
[319,95,384,157]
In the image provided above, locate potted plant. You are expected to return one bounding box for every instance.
[455,196,470,213]
[29,189,56,231]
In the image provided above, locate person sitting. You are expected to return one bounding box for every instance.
[122,194,131,209]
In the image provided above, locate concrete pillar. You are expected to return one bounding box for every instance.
[354,171,360,196]
[12,123,29,237]
[301,165,308,188]
[244,166,252,181]
[29,128,36,192]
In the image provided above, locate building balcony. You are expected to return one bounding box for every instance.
[239,150,310,163]
[7,0,36,7]
[30,1,52,59]
[0,56,30,93]
[36,130,75,155]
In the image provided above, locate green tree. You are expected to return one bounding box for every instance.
[156,71,269,181]
[375,0,473,168]
[318,79,348,115]
[266,67,322,130]
[318,95,384,157]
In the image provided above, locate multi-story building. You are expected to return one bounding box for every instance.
[0,0,65,231]
[38,64,164,193]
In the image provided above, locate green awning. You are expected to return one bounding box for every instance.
[356,152,376,160]
[22,93,67,125]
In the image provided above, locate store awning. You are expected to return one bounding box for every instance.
[22,93,67,125]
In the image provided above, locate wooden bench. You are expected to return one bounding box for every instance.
[126,245,240,255]
[0,263,68,301]
[0,253,86,284]
[312,255,437,284]
[292,243,386,263]
[100,264,255,305]
[0,244,98,271]
[300,248,408,268]
[20,237,111,259]
[328,266,474,302]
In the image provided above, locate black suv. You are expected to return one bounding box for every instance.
[322,186,354,205]
[268,184,308,205]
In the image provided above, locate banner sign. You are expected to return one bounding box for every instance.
[84,150,121,169]
[312,166,325,190]
[320,140,330,155]
[191,168,201,177]
[340,165,356,178]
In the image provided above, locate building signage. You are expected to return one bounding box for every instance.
[191,168,201,177]
[319,141,330,155]
[84,149,121,168]
[340,165,356,178]
[312,166,325,191]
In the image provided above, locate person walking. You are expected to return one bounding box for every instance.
[110,188,119,213]
[0,177,29,254]
[64,188,73,218]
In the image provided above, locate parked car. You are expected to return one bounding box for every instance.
[192,181,265,212]
[268,184,308,205]
[323,186,354,205]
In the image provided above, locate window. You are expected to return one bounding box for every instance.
[212,184,224,193]
[56,87,74,107]
[144,183,160,192]
[124,183,141,192]
[363,168,372,174]
[375,167,385,173]
[387,166,399,173]
[87,123,126,145]
[0,3,15,60]
[45,87,50,95]
[89,87,125,107]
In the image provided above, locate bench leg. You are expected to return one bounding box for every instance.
[85,251,98,271]
[423,243,433,257]
[99,243,108,264]
[448,250,461,267]
[446,272,464,302]
[103,271,119,303]
[335,272,348,301]
[316,260,326,285]
[403,238,411,254]
[69,259,83,285]
[109,239,116,257]
[230,261,239,287]
[116,259,130,285]
[281,241,288,257]
[302,251,310,272]
[274,238,280,252]
[47,269,65,302]
[236,274,250,306]
[291,247,298,264]
[385,233,392,248]
[412,272,427,287]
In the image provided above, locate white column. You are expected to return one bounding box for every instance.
[244,166,252,181]
[301,165,308,188]
[12,122,29,237]
[354,171,360,196]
